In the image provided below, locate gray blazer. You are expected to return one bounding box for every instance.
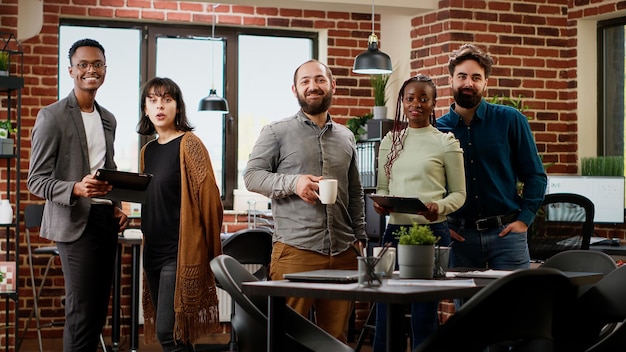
[27,91,118,242]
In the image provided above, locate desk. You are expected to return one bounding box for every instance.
[590,244,626,259]
[242,271,602,352]
[112,236,142,352]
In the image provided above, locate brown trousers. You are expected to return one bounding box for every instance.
[269,241,358,342]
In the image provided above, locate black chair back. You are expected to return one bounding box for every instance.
[541,250,617,296]
[415,268,572,352]
[529,193,595,262]
[558,265,626,352]
[221,227,273,280]
[209,254,354,352]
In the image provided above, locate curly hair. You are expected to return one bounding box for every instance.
[384,74,437,179]
[447,43,494,78]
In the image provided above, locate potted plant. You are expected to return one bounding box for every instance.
[394,222,440,279]
[0,51,8,76]
[346,113,373,140]
[370,74,390,119]
[0,120,16,155]
[581,155,624,176]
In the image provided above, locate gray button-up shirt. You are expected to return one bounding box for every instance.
[244,111,366,255]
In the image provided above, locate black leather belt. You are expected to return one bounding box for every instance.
[448,211,519,231]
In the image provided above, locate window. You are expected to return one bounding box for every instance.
[59,25,142,173]
[598,18,626,157]
[59,21,316,208]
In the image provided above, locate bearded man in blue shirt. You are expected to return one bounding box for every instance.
[437,43,547,270]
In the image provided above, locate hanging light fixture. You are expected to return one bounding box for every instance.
[199,3,229,113]
[352,0,392,74]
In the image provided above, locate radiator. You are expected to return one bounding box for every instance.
[217,264,262,322]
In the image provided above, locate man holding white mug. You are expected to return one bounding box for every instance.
[244,59,367,343]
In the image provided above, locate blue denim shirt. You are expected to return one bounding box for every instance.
[244,111,366,255]
[437,100,547,226]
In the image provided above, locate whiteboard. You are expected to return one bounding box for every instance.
[546,176,625,223]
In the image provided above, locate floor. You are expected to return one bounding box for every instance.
[18,334,375,351]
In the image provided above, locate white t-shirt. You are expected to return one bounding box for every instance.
[82,109,110,204]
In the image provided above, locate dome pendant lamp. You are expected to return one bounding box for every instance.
[352,0,392,74]
[199,4,229,113]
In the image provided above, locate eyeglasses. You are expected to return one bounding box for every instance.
[73,61,106,71]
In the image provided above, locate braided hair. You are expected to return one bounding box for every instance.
[384,74,437,179]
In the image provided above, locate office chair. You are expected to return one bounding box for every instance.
[584,318,626,352]
[557,265,626,352]
[414,268,572,352]
[528,193,595,262]
[210,254,354,352]
[18,203,108,352]
[196,227,273,352]
[541,250,617,296]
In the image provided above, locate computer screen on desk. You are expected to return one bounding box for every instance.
[546,176,625,223]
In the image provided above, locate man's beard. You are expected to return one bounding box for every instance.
[453,87,482,109]
[298,89,333,115]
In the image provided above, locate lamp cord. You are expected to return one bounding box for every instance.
[211,3,219,90]
[370,0,375,35]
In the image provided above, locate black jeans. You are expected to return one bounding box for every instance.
[57,204,118,352]
[145,261,195,352]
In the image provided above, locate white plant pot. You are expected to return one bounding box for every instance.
[397,244,435,279]
[0,70,8,77]
[0,199,13,224]
[373,106,387,120]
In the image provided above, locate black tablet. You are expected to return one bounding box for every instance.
[95,169,153,202]
[368,194,428,213]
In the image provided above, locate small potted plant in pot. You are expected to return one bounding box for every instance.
[346,112,373,140]
[370,73,390,119]
[394,222,440,279]
[0,51,9,76]
[0,120,16,155]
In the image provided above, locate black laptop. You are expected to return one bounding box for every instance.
[283,269,359,283]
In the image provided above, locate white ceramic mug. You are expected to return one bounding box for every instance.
[373,246,396,277]
[317,179,338,204]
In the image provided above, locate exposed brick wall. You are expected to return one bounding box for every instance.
[0,0,379,347]
[1,0,626,350]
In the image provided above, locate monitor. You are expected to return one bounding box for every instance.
[546,176,625,223]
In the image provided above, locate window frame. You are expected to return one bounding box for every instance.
[59,19,318,209]
[597,16,626,157]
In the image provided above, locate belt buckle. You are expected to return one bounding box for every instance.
[475,218,489,231]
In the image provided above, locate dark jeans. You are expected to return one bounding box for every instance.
[57,204,118,352]
[145,261,195,352]
[372,222,451,352]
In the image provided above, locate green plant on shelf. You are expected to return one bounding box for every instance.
[0,51,8,72]
[346,113,373,139]
[0,120,15,139]
[370,74,390,106]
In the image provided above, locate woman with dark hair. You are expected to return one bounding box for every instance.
[372,74,466,351]
[138,77,224,351]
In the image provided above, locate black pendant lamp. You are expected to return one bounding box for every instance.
[199,4,229,113]
[199,88,229,112]
[353,0,392,75]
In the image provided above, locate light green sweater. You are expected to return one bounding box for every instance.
[376,125,466,225]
